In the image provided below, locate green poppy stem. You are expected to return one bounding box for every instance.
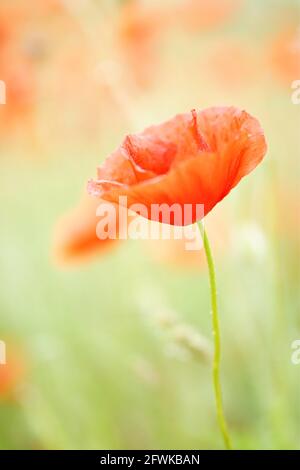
[197,220,232,450]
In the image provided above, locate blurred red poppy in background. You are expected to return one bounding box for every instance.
[145,205,230,270]
[0,0,76,137]
[0,4,37,131]
[117,0,165,88]
[269,25,300,85]
[53,195,121,266]
[207,40,257,90]
[88,107,267,225]
[52,194,138,266]
[0,342,26,401]
[177,0,242,31]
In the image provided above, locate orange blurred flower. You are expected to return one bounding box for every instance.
[275,186,300,250]
[145,205,230,270]
[0,342,26,401]
[53,195,123,266]
[0,5,37,130]
[31,0,63,14]
[0,57,36,129]
[0,0,74,134]
[269,25,300,85]
[146,228,206,270]
[207,40,257,90]
[177,0,242,31]
[117,0,164,88]
[88,107,267,225]
[53,193,139,266]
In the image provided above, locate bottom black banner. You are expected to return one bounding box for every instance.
[0,449,298,465]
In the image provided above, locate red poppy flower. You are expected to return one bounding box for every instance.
[88,107,267,225]
[52,195,136,265]
[53,195,121,265]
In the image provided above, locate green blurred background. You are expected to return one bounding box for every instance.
[0,0,299,449]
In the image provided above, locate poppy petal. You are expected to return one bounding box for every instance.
[88,107,267,225]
